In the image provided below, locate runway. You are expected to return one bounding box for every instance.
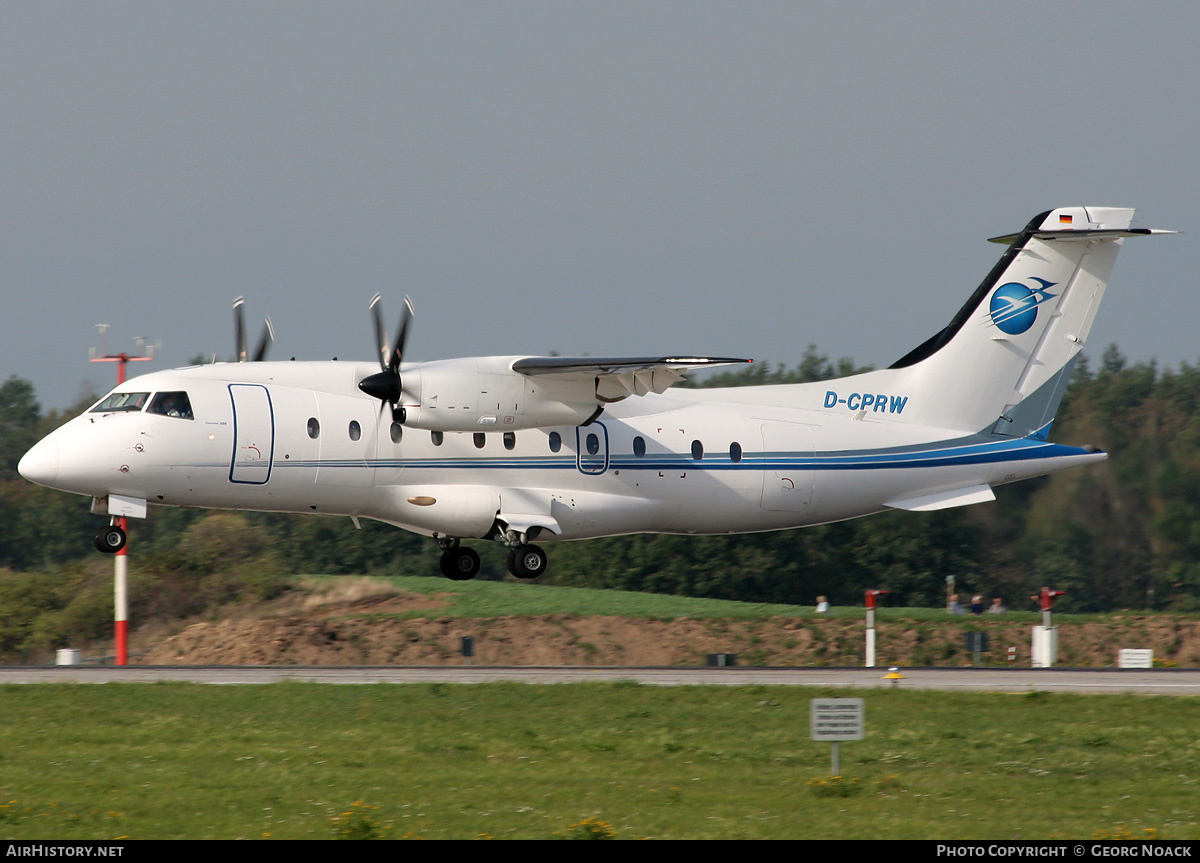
[3,665,1200,694]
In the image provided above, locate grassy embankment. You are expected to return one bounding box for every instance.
[286,575,1199,668]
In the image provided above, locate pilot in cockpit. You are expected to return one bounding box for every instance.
[150,391,194,420]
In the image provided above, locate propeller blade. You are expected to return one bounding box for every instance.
[252,318,275,362]
[389,295,414,373]
[360,294,414,424]
[233,296,247,362]
[369,293,389,371]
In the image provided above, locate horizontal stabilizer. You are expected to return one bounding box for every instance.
[988,227,1176,245]
[884,484,996,512]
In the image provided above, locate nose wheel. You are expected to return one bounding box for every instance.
[93,524,127,554]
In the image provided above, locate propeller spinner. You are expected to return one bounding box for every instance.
[233,296,275,362]
[358,293,414,422]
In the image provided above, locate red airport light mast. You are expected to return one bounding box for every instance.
[90,325,156,666]
[864,589,888,667]
[1030,586,1066,668]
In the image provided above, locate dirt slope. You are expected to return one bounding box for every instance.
[134,582,1200,668]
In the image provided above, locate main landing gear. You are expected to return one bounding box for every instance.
[438,539,480,581]
[435,535,549,581]
[506,544,547,579]
[93,521,127,554]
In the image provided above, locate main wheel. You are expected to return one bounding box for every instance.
[93,525,127,554]
[439,546,480,581]
[508,544,547,579]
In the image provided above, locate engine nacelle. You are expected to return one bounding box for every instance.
[399,357,601,432]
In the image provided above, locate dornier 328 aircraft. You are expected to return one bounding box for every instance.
[19,206,1172,580]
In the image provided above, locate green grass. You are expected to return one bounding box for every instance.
[306,574,1092,622]
[306,574,824,619]
[0,683,1196,840]
[308,574,1177,623]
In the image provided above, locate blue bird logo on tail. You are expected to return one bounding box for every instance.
[985,278,1058,335]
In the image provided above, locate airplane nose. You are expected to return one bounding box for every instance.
[18,437,60,487]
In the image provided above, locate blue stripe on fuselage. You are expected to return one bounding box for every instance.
[225,435,1095,473]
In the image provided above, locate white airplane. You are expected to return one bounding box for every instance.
[19,206,1171,581]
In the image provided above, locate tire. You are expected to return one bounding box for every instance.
[440,546,480,581]
[93,525,127,554]
[509,544,547,579]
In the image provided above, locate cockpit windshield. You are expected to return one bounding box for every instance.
[90,392,150,413]
[147,391,194,420]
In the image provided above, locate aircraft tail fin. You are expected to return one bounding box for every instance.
[849,207,1170,436]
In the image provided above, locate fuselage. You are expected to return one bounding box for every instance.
[19,360,1104,543]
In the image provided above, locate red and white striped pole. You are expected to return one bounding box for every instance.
[90,327,154,666]
[114,517,128,664]
[864,589,888,667]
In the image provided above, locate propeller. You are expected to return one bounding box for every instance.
[358,293,414,422]
[233,297,275,362]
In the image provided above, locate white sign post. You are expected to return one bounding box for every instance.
[811,698,864,776]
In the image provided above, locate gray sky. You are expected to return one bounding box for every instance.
[3,2,1196,410]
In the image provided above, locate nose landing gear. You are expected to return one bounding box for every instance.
[93,522,127,554]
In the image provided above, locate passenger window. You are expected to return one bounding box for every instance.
[91,392,150,413]
[307,418,320,439]
[548,431,562,453]
[730,442,742,463]
[586,433,600,455]
[474,433,486,449]
[431,431,443,446]
[633,436,646,457]
[349,420,361,441]
[147,391,194,420]
[390,422,403,443]
[691,440,704,461]
[503,432,516,450]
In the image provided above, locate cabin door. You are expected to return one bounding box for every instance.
[229,384,275,484]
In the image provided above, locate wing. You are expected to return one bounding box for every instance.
[511,355,752,400]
